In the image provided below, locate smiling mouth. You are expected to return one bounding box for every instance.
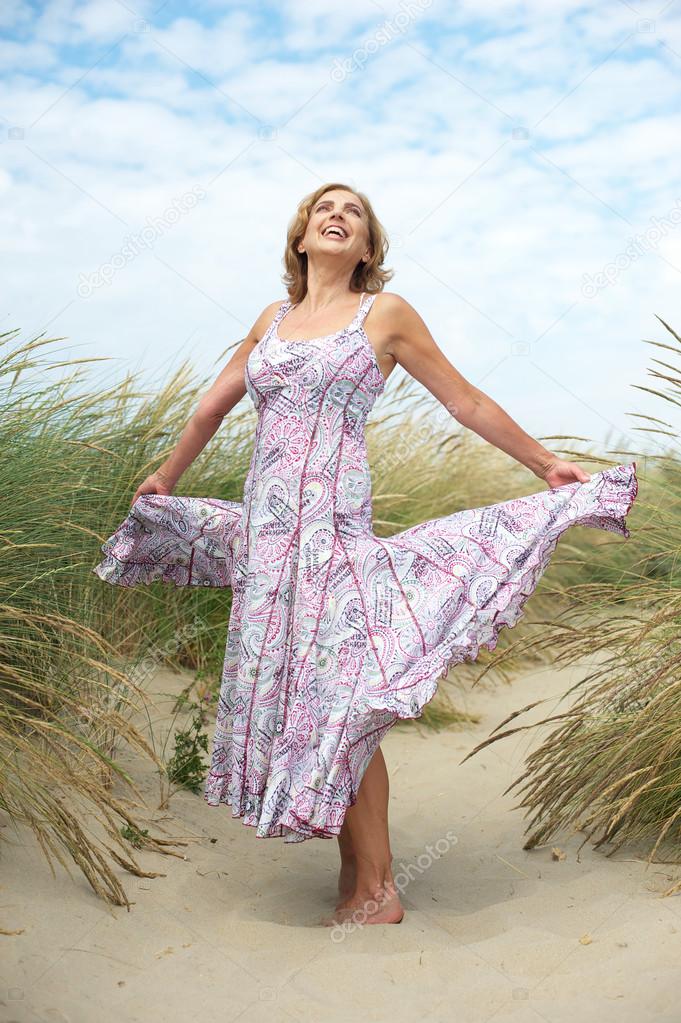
[323,226,348,239]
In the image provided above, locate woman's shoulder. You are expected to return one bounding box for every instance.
[262,296,290,318]
[249,298,290,343]
[370,291,413,314]
[368,291,416,328]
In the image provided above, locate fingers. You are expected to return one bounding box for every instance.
[571,463,592,483]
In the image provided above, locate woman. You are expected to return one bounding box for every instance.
[94,182,638,928]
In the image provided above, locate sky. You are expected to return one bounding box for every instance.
[2,0,681,461]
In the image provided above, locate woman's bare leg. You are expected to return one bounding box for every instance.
[330,745,404,925]
[336,818,357,901]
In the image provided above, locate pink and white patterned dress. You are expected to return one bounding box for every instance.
[93,290,639,842]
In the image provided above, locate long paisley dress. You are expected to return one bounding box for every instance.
[93,290,639,842]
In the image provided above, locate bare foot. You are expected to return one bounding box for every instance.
[336,855,394,908]
[337,859,357,904]
[323,885,405,927]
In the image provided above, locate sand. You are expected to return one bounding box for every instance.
[3,658,681,1023]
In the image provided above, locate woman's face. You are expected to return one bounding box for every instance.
[299,189,372,268]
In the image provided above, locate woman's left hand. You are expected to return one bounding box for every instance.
[537,458,592,488]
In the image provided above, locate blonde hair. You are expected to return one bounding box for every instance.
[282,182,394,303]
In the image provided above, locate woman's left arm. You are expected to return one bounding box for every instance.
[377,294,591,488]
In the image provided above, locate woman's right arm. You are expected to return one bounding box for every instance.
[130,300,283,506]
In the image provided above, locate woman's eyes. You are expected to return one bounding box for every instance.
[316,205,361,216]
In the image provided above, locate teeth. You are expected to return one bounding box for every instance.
[325,227,345,238]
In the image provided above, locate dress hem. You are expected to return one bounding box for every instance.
[358,461,639,722]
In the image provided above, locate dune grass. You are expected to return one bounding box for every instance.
[0,324,652,903]
[463,317,681,870]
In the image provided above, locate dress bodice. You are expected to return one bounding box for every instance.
[245,291,384,425]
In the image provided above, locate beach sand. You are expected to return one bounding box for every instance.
[3,659,680,1023]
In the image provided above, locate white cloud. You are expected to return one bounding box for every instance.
[0,0,34,30]
[0,0,679,455]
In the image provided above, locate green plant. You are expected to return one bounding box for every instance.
[164,704,210,798]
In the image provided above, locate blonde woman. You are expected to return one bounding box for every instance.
[94,182,638,927]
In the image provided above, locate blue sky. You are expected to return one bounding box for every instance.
[2,0,681,460]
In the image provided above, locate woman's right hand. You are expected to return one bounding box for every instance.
[130,470,174,509]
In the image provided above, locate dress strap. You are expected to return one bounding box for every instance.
[274,298,293,323]
[266,297,293,337]
[353,291,377,329]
